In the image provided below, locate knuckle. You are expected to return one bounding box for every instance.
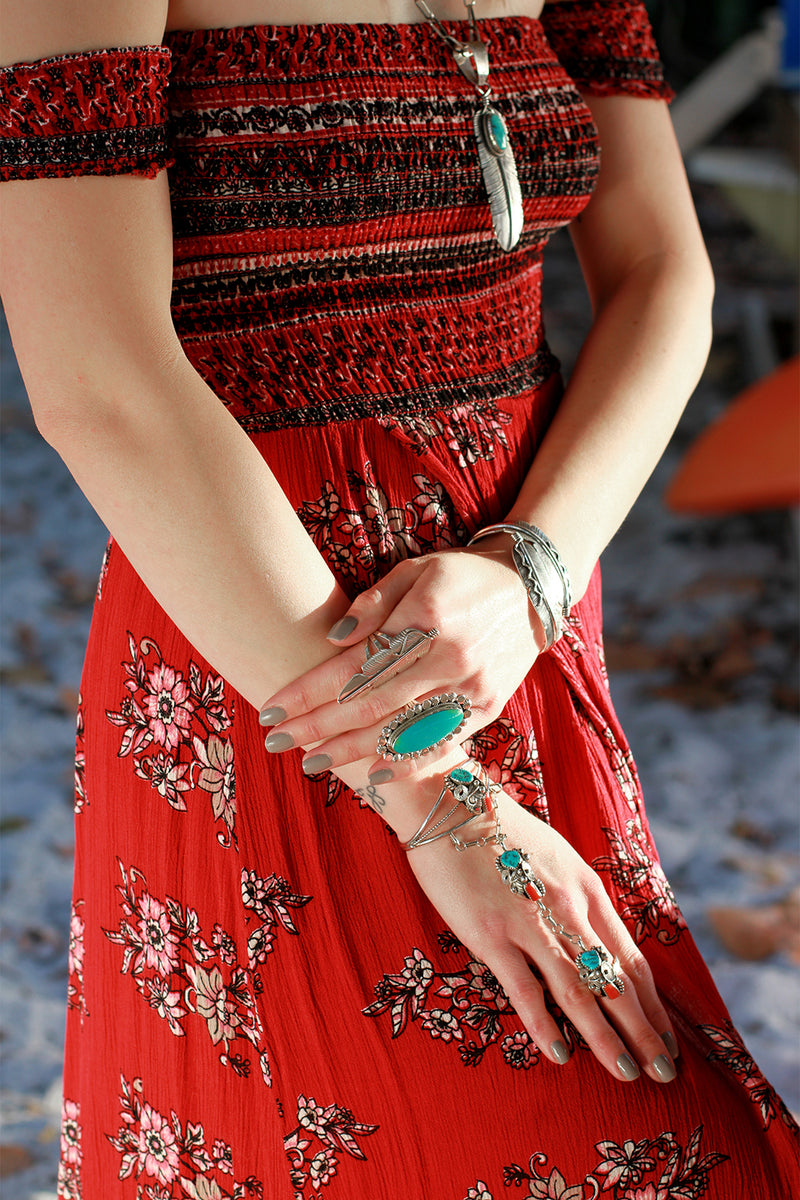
[561,975,597,1009]
[620,952,654,989]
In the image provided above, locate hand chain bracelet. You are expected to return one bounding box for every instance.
[405,762,625,999]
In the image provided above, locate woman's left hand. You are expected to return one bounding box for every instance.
[259,535,547,781]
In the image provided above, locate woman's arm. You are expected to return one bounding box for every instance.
[0,0,462,839]
[256,93,714,780]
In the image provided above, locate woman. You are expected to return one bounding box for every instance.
[1,0,796,1195]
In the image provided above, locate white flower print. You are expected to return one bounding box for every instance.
[401,947,434,997]
[463,1183,493,1200]
[309,1146,338,1189]
[185,964,242,1047]
[68,907,84,979]
[421,1008,462,1042]
[135,1102,180,1184]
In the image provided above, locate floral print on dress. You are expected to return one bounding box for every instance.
[698,1020,800,1133]
[592,814,687,947]
[104,860,311,1083]
[105,633,236,846]
[74,693,86,814]
[298,462,468,587]
[284,1094,378,1196]
[57,1097,83,1199]
[107,1073,264,1195]
[377,399,513,466]
[502,1124,728,1198]
[464,716,548,819]
[363,944,572,1069]
[66,899,88,1019]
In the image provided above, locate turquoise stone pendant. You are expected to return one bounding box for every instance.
[376,692,471,761]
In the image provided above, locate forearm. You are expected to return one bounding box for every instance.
[506,253,713,598]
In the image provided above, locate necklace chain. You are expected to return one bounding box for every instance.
[415,0,491,93]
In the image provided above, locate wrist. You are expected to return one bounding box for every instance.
[334,747,467,842]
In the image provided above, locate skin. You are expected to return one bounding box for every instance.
[1,0,713,1085]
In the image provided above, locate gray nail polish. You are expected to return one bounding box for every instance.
[652,1053,677,1083]
[550,1040,570,1065]
[327,616,358,640]
[264,732,294,752]
[303,753,333,775]
[616,1053,640,1081]
[259,706,287,727]
[662,1031,679,1059]
[368,768,394,786]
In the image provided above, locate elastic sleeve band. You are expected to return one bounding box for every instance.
[541,0,675,101]
[0,45,173,181]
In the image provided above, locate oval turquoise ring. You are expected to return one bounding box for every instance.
[376,693,472,761]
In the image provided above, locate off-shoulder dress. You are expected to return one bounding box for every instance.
[2,4,798,1196]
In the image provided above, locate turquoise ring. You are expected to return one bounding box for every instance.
[376,693,471,761]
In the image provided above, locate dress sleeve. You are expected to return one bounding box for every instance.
[540,0,674,100]
[0,46,173,181]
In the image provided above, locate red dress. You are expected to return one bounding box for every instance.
[2,6,798,1197]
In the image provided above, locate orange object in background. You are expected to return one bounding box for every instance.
[666,355,800,513]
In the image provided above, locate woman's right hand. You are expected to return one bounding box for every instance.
[404,788,679,1084]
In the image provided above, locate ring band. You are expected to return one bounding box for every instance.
[376,692,471,761]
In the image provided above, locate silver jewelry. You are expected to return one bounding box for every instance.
[415,0,524,251]
[337,627,438,704]
[468,521,572,650]
[493,832,625,999]
[376,692,472,760]
[402,762,491,849]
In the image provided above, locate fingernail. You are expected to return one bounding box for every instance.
[662,1031,679,1059]
[368,768,394,785]
[616,1053,640,1081]
[302,753,333,776]
[264,732,294,752]
[652,1053,676,1083]
[327,616,358,640]
[550,1040,570,1065]
[259,706,287,726]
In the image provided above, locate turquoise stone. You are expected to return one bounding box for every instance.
[391,705,464,755]
[488,110,508,151]
[579,949,601,971]
[450,767,473,784]
[499,849,522,870]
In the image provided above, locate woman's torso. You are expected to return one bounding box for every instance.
[165,0,547,32]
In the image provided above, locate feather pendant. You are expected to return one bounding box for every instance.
[472,105,523,252]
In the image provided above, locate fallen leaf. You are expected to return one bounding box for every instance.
[708,895,800,962]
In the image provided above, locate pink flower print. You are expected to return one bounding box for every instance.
[624,1188,659,1200]
[60,1098,82,1167]
[136,1103,180,1184]
[185,964,242,1047]
[137,893,180,975]
[246,923,275,966]
[501,1030,535,1070]
[211,923,237,965]
[148,751,191,805]
[68,908,85,978]
[309,1146,338,1189]
[464,1184,493,1200]
[144,976,187,1035]
[211,1138,233,1174]
[297,1097,331,1138]
[400,948,433,998]
[142,663,194,752]
[193,734,236,830]
[465,959,509,1009]
[421,1009,462,1041]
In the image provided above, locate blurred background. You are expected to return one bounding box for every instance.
[1,2,799,1194]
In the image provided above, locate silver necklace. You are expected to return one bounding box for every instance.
[415,0,524,251]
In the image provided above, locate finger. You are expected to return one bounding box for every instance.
[534,919,676,1085]
[259,642,370,725]
[588,887,680,1068]
[326,560,423,643]
[485,949,572,1067]
[297,691,488,778]
[264,656,447,752]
